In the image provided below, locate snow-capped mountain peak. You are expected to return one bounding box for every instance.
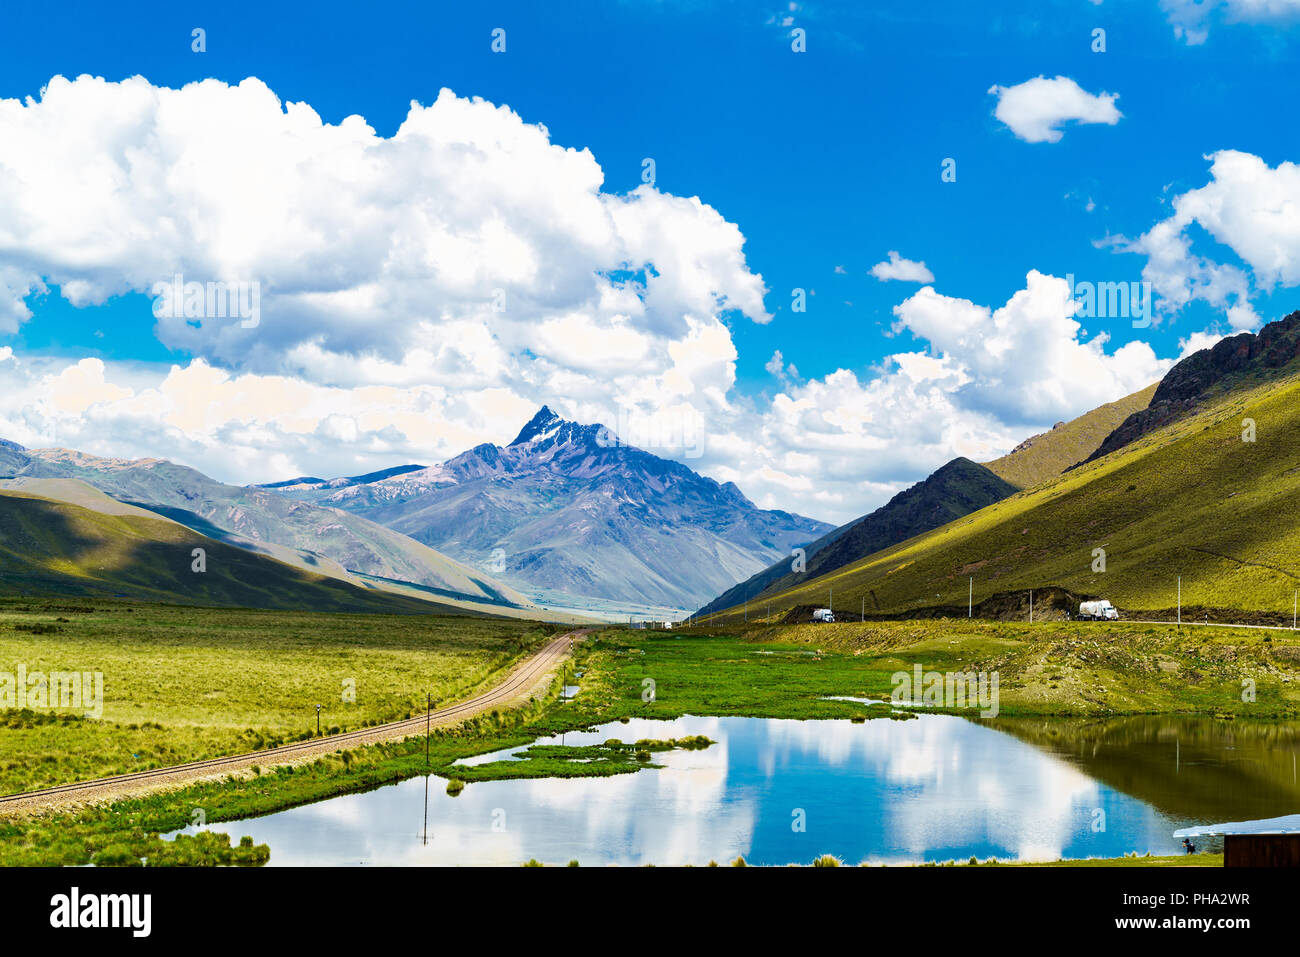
[511,406,565,445]
[509,406,611,452]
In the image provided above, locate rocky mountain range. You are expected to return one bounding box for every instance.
[267,406,833,612]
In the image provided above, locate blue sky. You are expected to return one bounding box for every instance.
[1,0,1299,522]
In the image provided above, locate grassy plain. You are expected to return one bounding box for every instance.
[2,614,1288,866]
[694,618,1300,716]
[0,598,557,793]
[0,619,914,864]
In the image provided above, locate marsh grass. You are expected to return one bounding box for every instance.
[445,736,716,782]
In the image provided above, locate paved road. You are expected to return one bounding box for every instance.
[1116,619,1298,632]
[0,629,583,814]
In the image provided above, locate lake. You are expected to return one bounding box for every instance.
[170,713,1300,866]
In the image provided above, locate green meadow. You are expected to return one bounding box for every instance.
[2,612,1293,865]
[682,618,1300,717]
[0,598,557,793]
[0,621,913,865]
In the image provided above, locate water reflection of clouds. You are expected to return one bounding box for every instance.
[753,715,1114,862]
[881,718,1104,862]
[170,715,1177,866]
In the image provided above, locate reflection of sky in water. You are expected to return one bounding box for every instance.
[169,715,1189,866]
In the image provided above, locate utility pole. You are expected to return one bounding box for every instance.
[426,693,431,767]
[1029,589,1033,623]
[861,596,864,622]
[1177,576,1181,626]
[968,577,972,619]
[316,704,321,737]
[1294,590,1297,630]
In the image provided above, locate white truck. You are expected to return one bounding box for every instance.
[1078,599,1119,621]
[812,608,835,623]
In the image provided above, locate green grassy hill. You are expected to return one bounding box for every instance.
[983,383,1157,490]
[697,457,1017,615]
[0,489,482,615]
[697,383,1161,620]
[705,343,1300,623]
[1086,312,1300,463]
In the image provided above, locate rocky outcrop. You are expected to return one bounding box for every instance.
[1087,310,1300,463]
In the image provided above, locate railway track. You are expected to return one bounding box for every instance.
[0,629,582,811]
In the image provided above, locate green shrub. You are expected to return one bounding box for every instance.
[91,844,141,867]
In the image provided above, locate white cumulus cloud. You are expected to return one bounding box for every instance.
[1120,150,1300,332]
[890,271,1168,425]
[0,75,1181,527]
[869,251,935,284]
[988,76,1122,144]
[0,74,770,366]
